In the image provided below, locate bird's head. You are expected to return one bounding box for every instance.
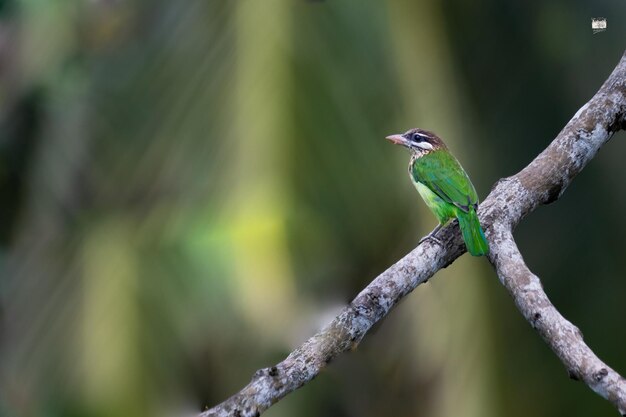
[385,128,446,153]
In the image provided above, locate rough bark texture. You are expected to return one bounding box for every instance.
[201,50,626,417]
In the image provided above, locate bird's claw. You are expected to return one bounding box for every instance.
[419,234,442,246]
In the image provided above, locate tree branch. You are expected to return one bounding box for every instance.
[201,50,626,417]
[490,227,626,414]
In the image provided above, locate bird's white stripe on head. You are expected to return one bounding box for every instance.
[415,142,434,150]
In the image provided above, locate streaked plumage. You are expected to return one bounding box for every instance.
[386,128,489,256]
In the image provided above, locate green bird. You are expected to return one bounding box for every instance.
[386,128,489,256]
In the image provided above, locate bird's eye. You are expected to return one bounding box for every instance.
[412,133,422,142]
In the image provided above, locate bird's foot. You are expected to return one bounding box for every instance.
[419,224,444,246]
[419,234,442,246]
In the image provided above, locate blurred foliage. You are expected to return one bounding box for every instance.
[0,1,625,417]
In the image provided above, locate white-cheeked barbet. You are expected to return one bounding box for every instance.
[386,128,489,256]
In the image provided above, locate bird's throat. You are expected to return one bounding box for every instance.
[409,148,432,164]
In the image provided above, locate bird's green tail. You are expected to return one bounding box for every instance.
[457,208,489,256]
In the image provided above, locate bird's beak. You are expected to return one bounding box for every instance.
[385,134,408,146]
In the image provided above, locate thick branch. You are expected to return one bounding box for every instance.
[202,50,626,417]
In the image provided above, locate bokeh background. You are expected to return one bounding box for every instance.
[1,1,625,416]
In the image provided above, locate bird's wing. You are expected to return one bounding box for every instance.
[411,151,479,213]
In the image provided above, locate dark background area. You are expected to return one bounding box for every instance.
[0,1,625,416]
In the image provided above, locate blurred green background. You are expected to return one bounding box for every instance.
[1,1,625,416]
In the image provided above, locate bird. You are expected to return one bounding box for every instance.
[386,128,489,256]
